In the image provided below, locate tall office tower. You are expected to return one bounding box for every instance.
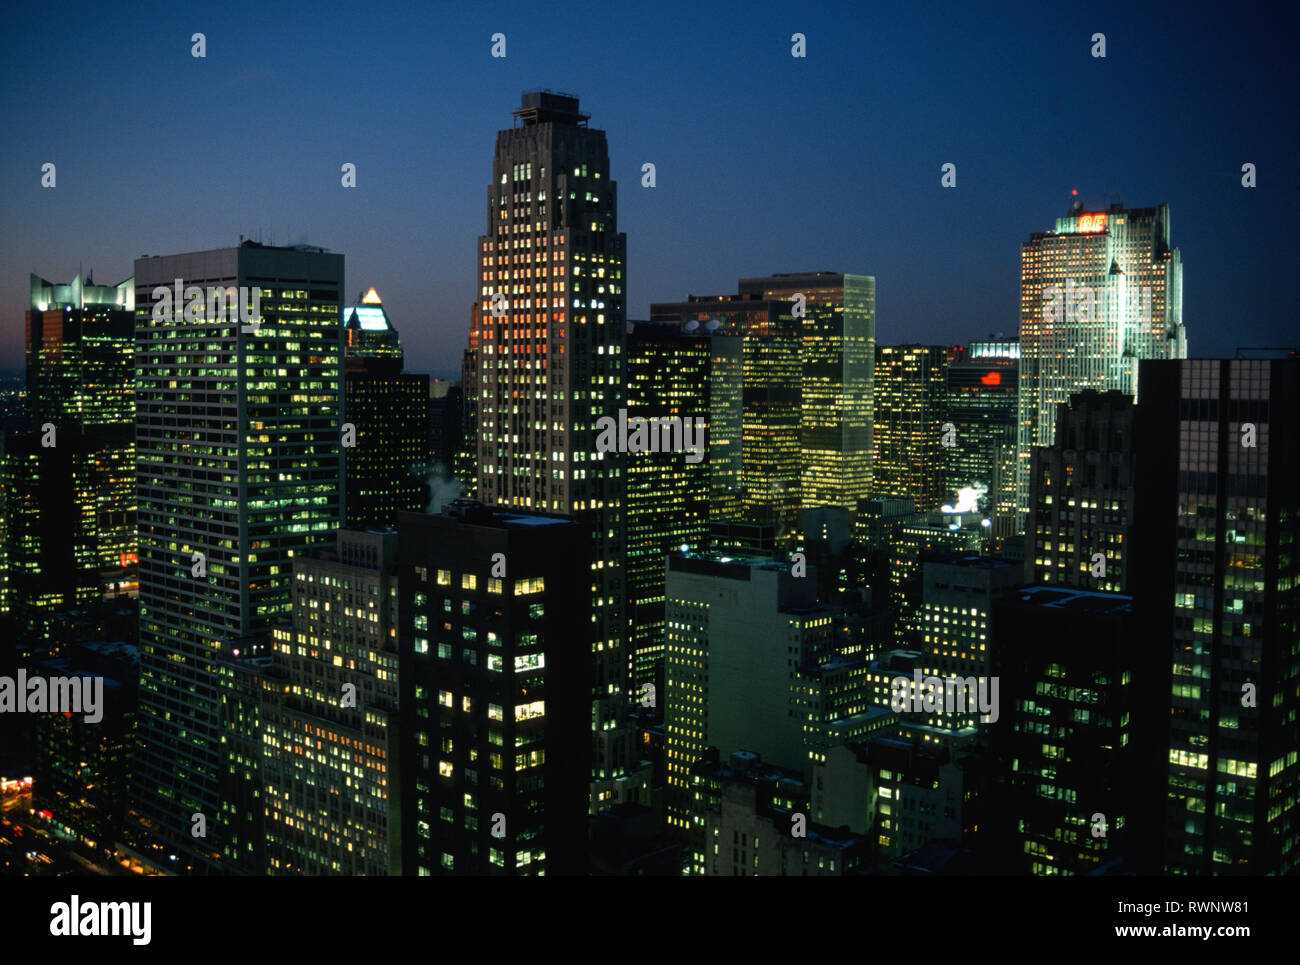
[6,273,136,638]
[342,287,404,362]
[1016,202,1185,529]
[397,501,591,876]
[1026,390,1135,592]
[739,273,876,512]
[650,293,802,536]
[626,321,741,697]
[343,288,430,527]
[991,585,1162,875]
[263,529,401,875]
[946,340,1019,540]
[874,345,949,511]
[474,92,636,806]
[663,555,840,843]
[125,241,344,875]
[915,554,1021,732]
[1132,357,1300,875]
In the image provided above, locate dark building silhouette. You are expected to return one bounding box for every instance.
[397,501,591,875]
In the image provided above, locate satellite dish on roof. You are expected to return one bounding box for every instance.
[706,319,722,332]
[684,320,700,333]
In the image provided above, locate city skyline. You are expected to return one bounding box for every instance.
[3,0,1296,374]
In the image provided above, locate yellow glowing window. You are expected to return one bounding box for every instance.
[462,573,477,590]
[437,569,451,586]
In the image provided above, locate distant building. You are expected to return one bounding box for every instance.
[626,321,741,699]
[4,273,136,640]
[874,345,949,511]
[946,341,1018,540]
[1016,203,1186,529]
[343,288,430,527]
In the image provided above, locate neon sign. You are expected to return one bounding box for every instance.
[980,371,1002,386]
[1076,213,1107,232]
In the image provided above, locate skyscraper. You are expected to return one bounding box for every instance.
[1016,202,1185,530]
[873,345,949,511]
[652,273,875,532]
[946,340,1018,539]
[473,92,637,806]
[1132,357,1300,875]
[625,321,741,696]
[738,273,875,513]
[5,273,136,640]
[125,241,344,874]
[342,288,430,527]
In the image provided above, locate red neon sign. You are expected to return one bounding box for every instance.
[981,371,1002,386]
[1076,213,1107,232]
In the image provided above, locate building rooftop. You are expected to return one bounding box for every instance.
[1010,585,1133,614]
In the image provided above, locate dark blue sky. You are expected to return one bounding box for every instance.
[2,0,1295,374]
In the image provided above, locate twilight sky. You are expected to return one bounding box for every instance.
[1,0,1296,375]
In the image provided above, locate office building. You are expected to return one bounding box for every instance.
[397,501,590,875]
[1132,357,1300,875]
[946,340,1018,539]
[626,321,741,696]
[874,345,949,512]
[1026,390,1136,592]
[1016,202,1186,528]
[473,93,636,805]
[263,529,401,875]
[125,241,344,874]
[343,288,429,527]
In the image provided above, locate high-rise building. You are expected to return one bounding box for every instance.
[740,274,875,512]
[396,501,591,875]
[650,296,800,535]
[1016,202,1186,529]
[991,585,1162,875]
[342,287,404,362]
[1026,390,1135,592]
[473,92,638,806]
[1132,357,1300,875]
[664,554,852,849]
[5,273,136,639]
[263,529,401,875]
[343,288,429,527]
[916,554,1021,731]
[125,241,344,874]
[626,321,741,696]
[653,272,876,529]
[946,340,1018,539]
[874,345,949,511]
